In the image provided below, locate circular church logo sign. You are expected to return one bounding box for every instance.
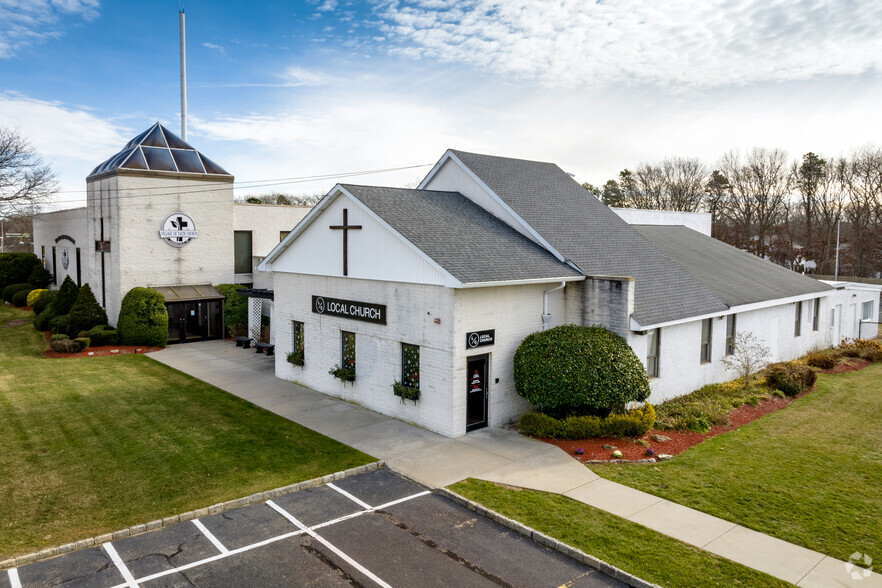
[468,333,479,348]
[61,247,69,270]
[315,297,325,313]
[159,213,198,247]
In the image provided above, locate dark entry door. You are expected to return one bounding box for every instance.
[466,355,488,431]
[166,301,224,344]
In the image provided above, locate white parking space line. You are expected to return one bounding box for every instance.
[266,500,392,588]
[327,482,373,510]
[7,568,21,588]
[103,542,139,588]
[192,519,229,554]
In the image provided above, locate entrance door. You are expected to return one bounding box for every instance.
[466,355,488,432]
[166,300,224,344]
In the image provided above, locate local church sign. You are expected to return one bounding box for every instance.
[159,213,198,247]
[312,295,386,325]
[466,329,495,349]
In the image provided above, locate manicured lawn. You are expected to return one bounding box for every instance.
[449,479,791,587]
[0,305,374,558]
[596,362,882,564]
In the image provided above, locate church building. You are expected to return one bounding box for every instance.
[260,149,879,438]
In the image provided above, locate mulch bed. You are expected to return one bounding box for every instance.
[536,359,872,463]
[40,331,161,358]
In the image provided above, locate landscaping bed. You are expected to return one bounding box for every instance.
[40,330,160,358]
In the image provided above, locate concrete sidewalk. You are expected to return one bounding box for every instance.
[150,340,881,588]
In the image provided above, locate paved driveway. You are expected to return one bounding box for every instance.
[6,470,623,588]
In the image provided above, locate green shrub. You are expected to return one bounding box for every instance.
[117,287,168,348]
[50,337,89,354]
[12,288,33,307]
[859,347,882,362]
[215,284,248,335]
[26,265,53,289]
[654,380,771,432]
[88,325,119,346]
[519,404,655,440]
[392,381,420,403]
[0,252,42,291]
[2,283,33,303]
[50,333,69,342]
[48,314,70,335]
[32,290,57,315]
[33,303,56,331]
[764,362,816,397]
[26,288,46,307]
[67,283,107,336]
[513,325,650,418]
[73,337,90,350]
[54,276,79,316]
[805,351,837,369]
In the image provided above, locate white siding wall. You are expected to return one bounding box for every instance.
[232,203,311,289]
[32,208,88,288]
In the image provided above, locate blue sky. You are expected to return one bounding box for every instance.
[1,0,881,209]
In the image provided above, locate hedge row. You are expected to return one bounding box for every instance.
[519,403,656,439]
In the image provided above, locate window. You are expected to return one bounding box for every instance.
[725,315,736,355]
[291,321,304,366]
[342,331,356,374]
[812,298,820,331]
[234,230,253,274]
[646,329,659,378]
[280,230,290,242]
[401,343,420,389]
[700,318,712,363]
[863,300,875,321]
[794,301,802,336]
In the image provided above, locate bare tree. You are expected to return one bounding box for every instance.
[661,157,707,212]
[721,332,771,390]
[840,146,882,276]
[815,157,847,274]
[0,127,57,218]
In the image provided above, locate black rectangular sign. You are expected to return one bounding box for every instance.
[312,295,386,325]
[466,329,495,349]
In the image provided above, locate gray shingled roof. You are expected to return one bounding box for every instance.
[448,150,729,325]
[341,184,582,285]
[633,225,832,307]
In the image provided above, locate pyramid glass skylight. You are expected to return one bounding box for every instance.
[88,122,231,178]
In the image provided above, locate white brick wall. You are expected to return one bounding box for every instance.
[32,208,88,288]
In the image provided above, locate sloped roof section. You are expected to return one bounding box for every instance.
[633,225,832,307]
[447,150,728,325]
[88,122,231,180]
[341,184,583,285]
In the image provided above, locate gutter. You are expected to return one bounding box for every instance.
[542,281,566,330]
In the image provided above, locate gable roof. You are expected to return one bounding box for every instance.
[88,122,231,180]
[633,225,832,307]
[444,150,729,325]
[340,184,583,285]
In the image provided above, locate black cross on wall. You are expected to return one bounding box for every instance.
[172,216,188,242]
[329,208,362,276]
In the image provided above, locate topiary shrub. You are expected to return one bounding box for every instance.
[513,324,650,418]
[88,325,119,346]
[764,362,816,397]
[26,265,53,289]
[519,404,655,439]
[32,290,57,315]
[0,252,42,292]
[53,276,79,316]
[117,287,168,348]
[215,284,248,336]
[2,283,33,303]
[48,314,70,335]
[34,303,56,331]
[26,288,46,308]
[67,283,107,336]
[12,288,33,307]
[805,351,837,369]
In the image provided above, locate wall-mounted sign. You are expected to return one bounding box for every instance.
[466,329,495,349]
[159,213,198,247]
[95,240,111,252]
[312,295,386,325]
[61,247,70,270]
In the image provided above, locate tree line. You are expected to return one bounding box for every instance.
[584,146,882,278]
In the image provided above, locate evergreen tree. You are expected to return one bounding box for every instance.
[67,283,107,336]
[54,275,79,315]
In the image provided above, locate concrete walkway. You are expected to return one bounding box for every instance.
[150,340,880,588]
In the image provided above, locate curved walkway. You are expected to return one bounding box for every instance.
[150,340,881,588]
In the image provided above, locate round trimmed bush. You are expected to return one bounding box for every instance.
[32,290,57,315]
[88,325,119,347]
[67,283,108,336]
[26,265,53,289]
[34,303,56,331]
[48,314,70,335]
[0,252,42,291]
[12,288,33,307]
[26,288,46,307]
[514,324,651,418]
[2,283,34,303]
[117,287,168,348]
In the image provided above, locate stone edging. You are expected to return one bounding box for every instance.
[0,460,385,571]
[435,488,661,588]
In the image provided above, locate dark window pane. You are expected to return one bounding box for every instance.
[234,231,252,274]
[199,153,230,175]
[342,331,356,374]
[163,127,191,149]
[142,147,177,171]
[123,147,148,170]
[171,149,206,173]
[401,343,420,389]
[125,128,151,149]
[141,125,169,147]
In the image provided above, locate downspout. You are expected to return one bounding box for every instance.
[542,282,566,330]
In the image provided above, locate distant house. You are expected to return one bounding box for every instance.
[261,150,879,438]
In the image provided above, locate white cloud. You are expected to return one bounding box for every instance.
[278,66,338,86]
[0,0,99,58]
[202,42,225,55]
[373,0,882,88]
[316,0,337,12]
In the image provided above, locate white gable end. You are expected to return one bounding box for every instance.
[269,190,457,287]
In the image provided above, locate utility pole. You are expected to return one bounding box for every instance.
[834,216,841,280]
[179,8,187,141]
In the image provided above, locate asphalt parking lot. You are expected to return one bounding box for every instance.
[4,469,624,588]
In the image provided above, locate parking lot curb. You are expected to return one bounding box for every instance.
[1,460,385,571]
[435,488,660,588]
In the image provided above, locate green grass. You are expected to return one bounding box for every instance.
[449,479,792,587]
[0,305,374,558]
[596,362,882,564]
